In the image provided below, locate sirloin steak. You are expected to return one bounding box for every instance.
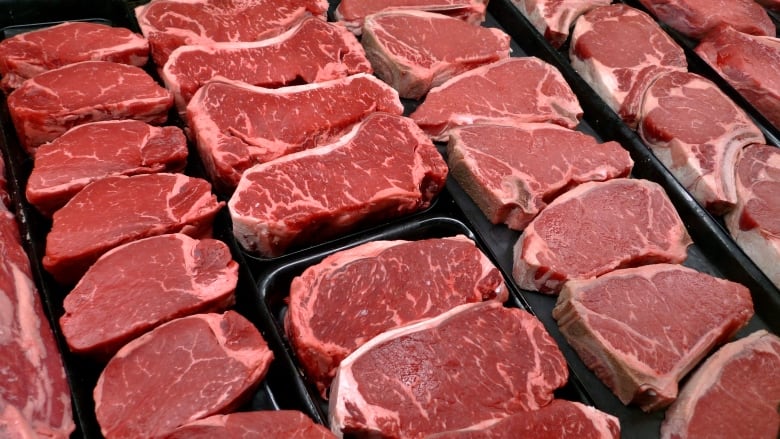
[511,0,611,48]
[166,411,336,439]
[637,0,773,39]
[335,0,488,35]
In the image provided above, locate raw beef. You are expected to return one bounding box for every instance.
[0,21,149,91]
[511,0,611,48]
[695,25,780,129]
[361,10,511,99]
[335,0,488,35]
[161,17,372,114]
[7,61,173,154]
[286,235,508,396]
[570,4,687,128]
[187,73,403,191]
[427,400,620,439]
[229,113,447,257]
[94,311,274,439]
[410,57,583,141]
[43,173,223,285]
[553,264,754,412]
[512,178,691,294]
[756,0,780,10]
[725,144,780,289]
[660,330,780,439]
[135,0,329,66]
[638,71,765,214]
[166,410,336,439]
[60,233,239,359]
[637,0,773,39]
[447,123,633,230]
[329,301,569,438]
[26,120,188,217]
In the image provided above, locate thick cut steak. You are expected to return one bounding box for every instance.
[725,144,780,289]
[0,21,149,91]
[639,71,765,214]
[60,233,238,359]
[166,411,336,439]
[0,204,74,439]
[26,120,187,217]
[43,173,223,285]
[7,61,173,154]
[187,73,403,191]
[229,113,447,257]
[335,0,487,35]
[329,301,569,438]
[361,10,510,99]
[660,330,780,439]
[553,264,754,411]
[637,0,773,39]
[513,178,691,293]
[511,0,611,48]
[286,235,507,396]
[570,4,687,128]
[447,123,633,230]
[162,17,371,114]
[411,57,583,141]
[94,311,274,439]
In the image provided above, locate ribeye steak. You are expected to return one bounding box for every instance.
[335,0,487,35]
[511,0,611,48]
[637,0,773,39]
[166,411,336,439]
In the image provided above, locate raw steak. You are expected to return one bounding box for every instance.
[7,60,173,154]
[26,120,188,217]
[570,4,687,128]
[187,73,403,191]
[229,113,447,257]
[410,57,583,141]
[638,71,765,214]
[447,123,633,230]
[135,0,329,66]
[161,16,371,114]
[0,21,149,91]
[660,330,780,439]
[94,311,274,439]
[756,0,780,10]
[286,235,508,396]
[512,178,691,294]
[361,10,511,99]
[725,144,780,289]
[553,264,754,411]
[43,173,223,285]
[427,400,620,439]
[60,233,238,359]
[511,0,611,48]
[637,0,773,39]
[329,301,569,438]
[0,203,74,439]
[695,25,780,129]
[166,410,336,439]
[335,0,487,35]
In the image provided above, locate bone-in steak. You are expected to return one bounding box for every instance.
[166,411,336,439]
[335,0,488,35]
[637,0,773,39]
[511,0,611,48]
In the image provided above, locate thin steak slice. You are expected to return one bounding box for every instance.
[286,235,508,396]
[165,410,336,439]
[329,301,569,438]
[725,144,780,289]
[638,71,765,214]
[0,21,149,91]
[7,61,173,154]
[570,4,687,128]
[94,311,274,439]
[410,57,583,141]
[335,0,487,35]
[229,113,447,257]
[361,10,510,99]
[187,73,403,191]
[637,0,773,39]
[43,173,223,285]
[447,123,633,231]
[60,233,238,359]
[510,0,611,48]
[161,16,371,114]
[660,330,780,439]
[26,120,187,217]
[553,264,754,412]
[512,178,691,294]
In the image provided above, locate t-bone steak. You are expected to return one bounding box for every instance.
[637,0,774,39]
[94,311,274,439]
[570,4,687,128]
[166,411,336,439]
[361,10,510,99]
[329,301,569,438]
[335,0,487,35]
[186,73,403,191]
[511,0,611,48]
[553,263,754,411]
[228,113,447,257]
[513,178,692,294]
[410,57,583,141]
[447,123,633,231]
